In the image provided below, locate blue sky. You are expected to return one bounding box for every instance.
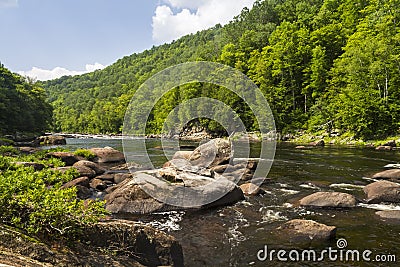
[0,0,256,80]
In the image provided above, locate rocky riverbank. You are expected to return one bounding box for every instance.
[3,137,400,266]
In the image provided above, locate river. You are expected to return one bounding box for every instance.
[64,137,400,266]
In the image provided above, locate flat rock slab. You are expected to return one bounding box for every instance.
[364,180,400,204]
[299,192,357,208]
[376,210,400,220]
[278,219,336,243]
[372,169,400,181]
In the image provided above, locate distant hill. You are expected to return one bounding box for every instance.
[43,0,400,140]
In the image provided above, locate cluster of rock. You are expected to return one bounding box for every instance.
[45,147,129,200]
[45,139,262,216]
[276,164,400,243]
[105,139,265,215]
[282,167,400,242]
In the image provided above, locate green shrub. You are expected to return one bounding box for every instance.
[74,149,96,160]
[0,158,108,239]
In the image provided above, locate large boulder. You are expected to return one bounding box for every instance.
[364,180,400,203]
[372,169,400,181]
[277,219,336,243]
[83,220,184,267]
[46,152,81,166]
[299,192,357,208]
[189,138,231,167]
[73,160,106,175]
[89,147,125,163]
[105,168,244,214]
[375,210,400,220]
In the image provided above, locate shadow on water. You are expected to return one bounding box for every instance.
[64,138,400,266]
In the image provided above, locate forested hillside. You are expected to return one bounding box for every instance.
[0,64,52,135]
[44,0,400,140]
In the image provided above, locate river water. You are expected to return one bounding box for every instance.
[64,137,400,266]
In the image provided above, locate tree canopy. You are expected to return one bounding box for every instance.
[44,0,400,140]
[0,64,52,135]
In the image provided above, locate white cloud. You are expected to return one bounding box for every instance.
[152,0,257,44]
[18,63,105,81]
[0,0,18,8]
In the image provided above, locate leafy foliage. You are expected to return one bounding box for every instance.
[0,150,107,239]
[74,149,96,160]
[43,0,400,140]
[0,64,53,135]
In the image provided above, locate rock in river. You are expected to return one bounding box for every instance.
[105,167,244,214]
[375,210,400,221]
[364,180,400,204]
[189,138,231,167]
[372,169,400,181]
[299,191,357,208]
[278,219,336,242]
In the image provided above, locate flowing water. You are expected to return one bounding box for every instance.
[65,137,400,266]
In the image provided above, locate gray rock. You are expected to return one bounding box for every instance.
[61,176,90,189]
[375,210,400,220]
[105,169,244,214]
[189,138,231,167]
[299,192,357,208]
[278,219,336,242]
[172,150,193,160]
[74,165,97,178]
[114,173,132,184]
[18,146,40,154]
[364,180,400,203]
[372,169,400,181]
[89,147,125,163]
[73,160,105,175]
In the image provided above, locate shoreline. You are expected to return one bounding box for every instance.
[46,131,400,149]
